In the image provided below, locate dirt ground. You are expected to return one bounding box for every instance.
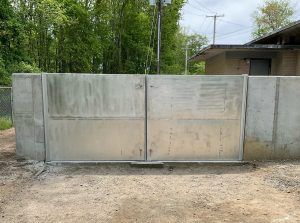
[0,129,299,223]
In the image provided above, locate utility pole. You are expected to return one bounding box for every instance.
[206,14,224,44]
[184,46,189,75]
[157,0,162,75]
[149,0,172,74]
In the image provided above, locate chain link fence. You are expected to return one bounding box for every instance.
[0,87,12,121]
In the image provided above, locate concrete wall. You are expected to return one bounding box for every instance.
[13,74,45,161]
[244,76,300,160]
[12,73,300,162]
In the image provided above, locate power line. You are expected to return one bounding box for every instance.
[194,0,217,14]
[198,17,208,33]
[215,30,252,43]
[187,2,211,14]
[203,18,212,34]
[183,9,250,29]
[184,10,206,17]
[216,27,252,39]
[219,18,252,28]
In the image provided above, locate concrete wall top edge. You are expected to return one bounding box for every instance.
[13,73,41,76]
[45,73,146,76]
[147,75,246,79]
[13,73,146,77]
[249,75,300,78]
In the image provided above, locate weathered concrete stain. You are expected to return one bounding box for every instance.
[147,75,244,161]
[245,76,300,160]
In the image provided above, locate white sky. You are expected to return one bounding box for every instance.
[180,0,300,45]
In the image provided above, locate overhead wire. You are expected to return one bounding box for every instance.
[193,0,217,14]
[187,1,211,14]
[216,27,253,40]
[216,27,252,38]
[182,1,253,43]
[219,18,252,28]
[184,10,206,17]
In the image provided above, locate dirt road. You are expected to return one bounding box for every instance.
[0,128,299,223]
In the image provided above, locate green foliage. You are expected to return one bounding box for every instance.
[171,29,208,75]
[10,62,41,73]
[0,117,12,130]
[189,62,206,75]
[0,0,207,81]
[252,0,294,38]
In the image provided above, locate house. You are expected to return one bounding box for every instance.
[190,20,300,76]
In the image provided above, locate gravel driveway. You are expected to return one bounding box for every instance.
[0,129,299,223]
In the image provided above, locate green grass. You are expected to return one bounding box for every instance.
[0,117,12,130]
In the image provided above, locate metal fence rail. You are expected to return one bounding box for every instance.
[0,87,12,120]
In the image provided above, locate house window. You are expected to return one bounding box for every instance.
[249,59,271,76]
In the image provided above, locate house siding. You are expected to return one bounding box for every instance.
[205,53,227,74]
[296,51,300,75]
[205,50,300,76]
[225,58,249,74]
[275,51,298,75]
[206,53,249,75]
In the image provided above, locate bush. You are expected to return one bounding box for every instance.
[0,117,12,130]
[11,61,41,73]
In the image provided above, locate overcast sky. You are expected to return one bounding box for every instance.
[180,0,300,45]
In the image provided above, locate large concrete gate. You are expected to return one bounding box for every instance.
[43,74,146,161]
[14,73,248,162]
[147,76,247,161]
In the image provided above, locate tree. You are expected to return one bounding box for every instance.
[0,0,194,84]
[173,29,207,75]
[0,0,38,85]
[253,0,294,38]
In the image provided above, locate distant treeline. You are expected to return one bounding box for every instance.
[0,0,207,85]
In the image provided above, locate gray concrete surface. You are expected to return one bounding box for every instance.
[244,76,300,160]
[12,74,45,161]
[147,75,245,161]
[44,74,145,161]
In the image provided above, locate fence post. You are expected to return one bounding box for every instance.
[239,74,249,161]
[41,73,49,162]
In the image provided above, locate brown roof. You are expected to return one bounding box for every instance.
[190,20,300,62]
[189,44,300,62]
[246,20,300,45]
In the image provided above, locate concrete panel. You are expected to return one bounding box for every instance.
[12,74,45,161]
[148,75,243,120]
[244,77,277,160]
[46,74,145,118]
[276,77,300,158]
[148,120,241,161]
[147,75,245,161]
[14,116,35,157]
[13,75,33,115]
[244,76,300,160]
[45,74,145,161]
[48,120,144,161]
